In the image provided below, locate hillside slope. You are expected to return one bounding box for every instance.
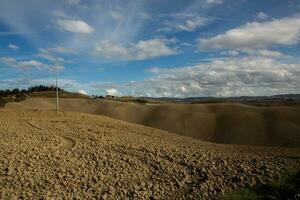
[30,91,89,98]
[0,109,299,199]
[5,98,300,147]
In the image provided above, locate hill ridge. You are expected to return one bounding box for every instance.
[5,97,300,148]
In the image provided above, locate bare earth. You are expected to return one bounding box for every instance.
[0,109,299,199]
[6,98,300,147]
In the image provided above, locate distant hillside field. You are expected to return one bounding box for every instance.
[5,97,300,148]
[30,91,89,98]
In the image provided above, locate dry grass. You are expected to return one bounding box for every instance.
[30,91,89,98]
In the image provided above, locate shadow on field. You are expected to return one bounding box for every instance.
[223,170,300,200]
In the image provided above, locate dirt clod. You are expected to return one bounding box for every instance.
[0,110,299,199]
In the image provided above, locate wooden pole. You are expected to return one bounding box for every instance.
[56,63,59,112]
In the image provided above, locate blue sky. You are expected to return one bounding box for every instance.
[1,0,300,97]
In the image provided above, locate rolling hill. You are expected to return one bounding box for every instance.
[0,109,299,199]
[5,97,300,148]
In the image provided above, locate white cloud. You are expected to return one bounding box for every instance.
[38,53,65,63]
[147,57,300,97]
[0,57,49,70]
[174,17,208,32]
[220,50,240,56]
[109,11,124,21]
[0,57,17,67]
[199,16,300,50]
[39,46,76,55]
[37,46,75,63]
[93,56,300,97]
[78,90,88,95]
[256,12,268,20]
[8,44,19,51]
[159,15,209,32]
[139,12,152,20]
[64,0,80,5]
[135,39,178,59]
[4,55,299,98]
[106,88,119,96]
[93,39,178,61]
[47,46,76,54]
[52,10,69,18]
[250,49,283,58]
[18,60,47,70]
[221,49,283,58]
[57,19,94,34]
[181,42,191,46]
[94,41,130,59]
[206,0,223,4]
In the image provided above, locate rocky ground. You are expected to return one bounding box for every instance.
[0,110,299,199]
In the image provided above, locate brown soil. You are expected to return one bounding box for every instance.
[30,91,89,98]
[0,109,299,199]
[5,98,300,148]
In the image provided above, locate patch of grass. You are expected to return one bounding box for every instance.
[132,99,148,104]
[224,189,264,200]
[223,170,300,200]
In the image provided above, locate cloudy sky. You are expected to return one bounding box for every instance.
[1,0,300,97]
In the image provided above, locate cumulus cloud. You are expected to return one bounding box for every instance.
[109,11,124,21]
[37,46,76,63]
[93,39,178,61]
[4,55,299,98]
[78,90,88,95]
[176,17,208,31]
[220,49,283,58]
[37,53,64,63]
[247,49,283,58]
[199,16,300,50]
[47,46,76,54]
[139,12,152,20]
[57,19,94,34]
[39,46,76,55]
[256,12,268,20]
[159,14,209,32]
[64,0,80,6]
[8,44,19,51]
[93,56,300,97]
[206,0,223,5]
[157,12,212,32]
[106,88,119,96]
[0,57,49,70]
[220,50,240,56]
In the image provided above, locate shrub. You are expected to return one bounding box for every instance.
[223,170,300,200]
[133,99,148,104]
[15,93,27,102]
[0,99,5,107]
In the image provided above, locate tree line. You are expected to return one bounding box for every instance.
[0,85,64,96]
[0,85,63,107]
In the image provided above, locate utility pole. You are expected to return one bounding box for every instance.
[56,63,59,113]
